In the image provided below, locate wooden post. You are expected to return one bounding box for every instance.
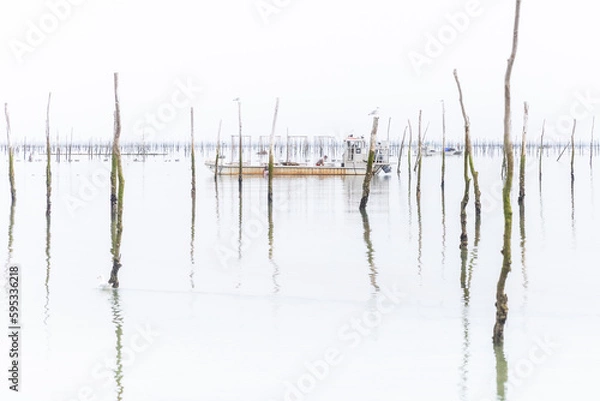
[235,98,243,188]
[45,93,52,217]
[5,103,16,203]
[539,120,545,184]
[109,72,125,289]
[571,119,576,183]
[407,120,413,181]
[441,100,446,190]
[397,126,407,175]
[268,98,280,204]
[454,69,481,217]
[214,119,222,180]
[359,117,379,210]
[590,116,595,168]
[494,0,522,346]
[518,102,528,205]
[454,69,472,249]
[190,108,196,199]
[416,111,423,200]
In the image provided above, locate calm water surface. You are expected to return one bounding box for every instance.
[1,151,599,401]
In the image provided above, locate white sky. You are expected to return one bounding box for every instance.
[0,0,599,144]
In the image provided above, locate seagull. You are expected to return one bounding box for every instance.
[96,275,111,290]
[233,97,240,102]
[368,107,379,116]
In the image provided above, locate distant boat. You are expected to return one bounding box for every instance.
[424,146,463,156]
[206,135,393,176]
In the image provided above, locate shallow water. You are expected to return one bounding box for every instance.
[1,151,599,401]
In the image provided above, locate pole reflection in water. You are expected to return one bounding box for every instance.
[441,186,447,279]
[237,186,243,289]
[110,289,125,401]
[44,212,52,352]
[519,196,528,309]
[494,344,509,401]
[189,175,196,290]
[571,179,576,248]
[417,191,423,280]
[268,201,280,294]
[360,208,379,294]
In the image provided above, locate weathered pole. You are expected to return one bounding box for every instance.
[416,111,423,201]
[190,108,196,199]
[397,126,407,175]
[235,98,243,188]
[518,102,528,205]
[441,100,446,190]
[539,120,545,183]
[493,0,522,346]
[45,93,52,217]
[359,116,379,210]
[109,72,125,289]
[214,119,222,180]
[5,103,16,203]
[571,119,576,183]
[268,98,280,204]
[454,69,472,249]
[590,116,595,168]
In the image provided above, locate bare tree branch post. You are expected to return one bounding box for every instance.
[571,119,576,183]
[454,69,472,249]
[493,0,522,346]
[190,108,196,200]
[397,126,407,175]
[416,110,423,201]
[539,120,545,184]
[215,119,222,181]
[590,116,595,168]
[236,98,243,189]
[441,100,446,190]
[518,102,529,206]
[359,116,379,210]
[45,93,52,217]
[5,103,16,203]
[109,72,125,289]
[268,98,280,204]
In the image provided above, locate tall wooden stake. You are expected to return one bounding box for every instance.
[215,119,222,180]
[416,111,423,200]
[539,120,545,184]
[109,72,125,289]
[190,108,196,199]
[571,119,576,183]
[518,102,528,205]
[590,116,595,168]
[45,93,52,217]
[441,100,446,190]
[359,117,379,210]
[5,103,16,203]
[268,98,280,204]
[494,0,522,346]
[236,99,243,189]
[397,126,407,175]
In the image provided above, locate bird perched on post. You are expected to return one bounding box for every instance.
[368,107,380,116]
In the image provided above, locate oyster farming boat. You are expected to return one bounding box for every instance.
[206,135,393,176]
